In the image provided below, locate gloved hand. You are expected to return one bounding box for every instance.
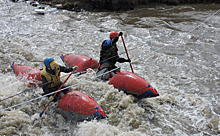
[117,58,130,63]
[118,32,123,36]
[49,96,54,101]
[72,66,78,70]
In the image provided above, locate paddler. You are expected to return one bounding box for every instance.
[40,57,78,102]
[97,31,131,81]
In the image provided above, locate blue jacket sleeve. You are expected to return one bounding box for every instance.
[102,40,112,50]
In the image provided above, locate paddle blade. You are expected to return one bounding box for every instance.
[39,111,44,117]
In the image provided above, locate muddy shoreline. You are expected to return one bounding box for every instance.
[38,0,220,12]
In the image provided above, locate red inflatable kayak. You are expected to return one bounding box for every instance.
[57,91,107,120]
[11,62,42,88]
[60,54,99,73]
[108,71,159,99]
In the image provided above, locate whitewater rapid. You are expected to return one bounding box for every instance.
[0,1,220,135]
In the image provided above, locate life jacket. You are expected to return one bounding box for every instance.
[40,64,61,88]
[100,40,118,65]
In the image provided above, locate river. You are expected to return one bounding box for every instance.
[0,1,220,135]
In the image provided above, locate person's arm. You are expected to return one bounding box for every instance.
[59,65,74,73]
[117,58,131,63]
[111,32,123,45]
[111,36,119,45]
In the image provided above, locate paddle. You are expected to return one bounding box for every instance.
[39,67,77,118]
[120,35,134,73]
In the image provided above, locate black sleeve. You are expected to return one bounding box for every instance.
[59,65,73,73]
[117,58,131,63]
[117,58,126,63]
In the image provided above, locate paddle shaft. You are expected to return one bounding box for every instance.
[121,36,134,73]
[40,70,75,117]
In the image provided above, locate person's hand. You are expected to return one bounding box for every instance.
[49,96,54,101]
[72,66,78,70]
[118,32,123,36]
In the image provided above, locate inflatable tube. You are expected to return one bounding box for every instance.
[60,54,99,73]
[108,71,159,99]
[11,62,42,88]
[57,91,107,120]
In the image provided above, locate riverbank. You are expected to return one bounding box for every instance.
[38,0,220,12]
